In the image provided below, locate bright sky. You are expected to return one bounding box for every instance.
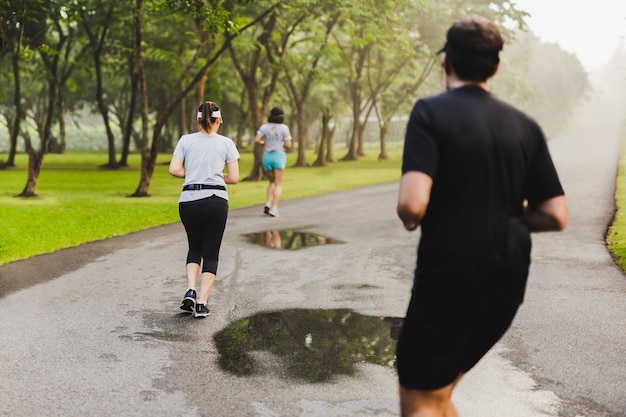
[512,0,626,71]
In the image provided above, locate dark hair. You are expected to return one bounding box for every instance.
[441,15,504,82]
[268,106,284,124]
[197,101,221,131]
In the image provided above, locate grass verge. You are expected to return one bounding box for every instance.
[606,133,626,270]
[0,144,402,264]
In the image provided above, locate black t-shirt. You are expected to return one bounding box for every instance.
[402,85,564,305]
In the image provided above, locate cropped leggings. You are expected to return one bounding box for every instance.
[178,195,229,275]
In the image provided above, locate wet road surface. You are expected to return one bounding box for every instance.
[1,90,625,416]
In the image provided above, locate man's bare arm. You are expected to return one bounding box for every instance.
[524,195,568,232]
[397,171,433,231]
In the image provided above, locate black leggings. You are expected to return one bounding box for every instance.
[178,196,229,275]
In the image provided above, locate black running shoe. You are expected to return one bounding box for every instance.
[180,289,196,312]
[195,303,210,318]
[264,205,270,215]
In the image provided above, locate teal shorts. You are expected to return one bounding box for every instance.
[262,151,287,171]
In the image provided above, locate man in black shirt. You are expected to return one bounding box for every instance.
[396,15,568,417]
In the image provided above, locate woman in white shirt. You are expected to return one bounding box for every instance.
[169,101,240,318]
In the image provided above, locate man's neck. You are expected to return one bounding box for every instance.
[446,76,488,91]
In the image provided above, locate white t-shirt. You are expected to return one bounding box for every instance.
[257,123,292,151]
[172,132,240,203]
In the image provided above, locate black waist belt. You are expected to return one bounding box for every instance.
[182,184,226,191]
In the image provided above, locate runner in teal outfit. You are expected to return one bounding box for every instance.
[254,107,292,217]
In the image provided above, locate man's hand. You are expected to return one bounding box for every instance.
[524,195,568,232]
[397,171,433,231]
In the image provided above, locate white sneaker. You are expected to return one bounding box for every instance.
[268,207,279,217]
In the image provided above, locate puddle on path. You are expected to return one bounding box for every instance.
[213,308,403,382]
[242,229,344,250]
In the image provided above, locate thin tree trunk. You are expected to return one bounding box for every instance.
[6,53,22,167]
[378,122,388,161]
[313,109,332,167]
[93,44,117,167]
[132,0,151,197]
[19,147,44,197]
[118,66,138,167]
[326,132,335,162]
[293,100,309,167]
[342,80,362,161]
[21,47,59,196]
[246,142,265,181]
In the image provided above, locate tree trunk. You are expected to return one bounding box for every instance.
[131,0,151,197]
[51,86,67,154]
[192,69,207,131]
[6,53,22,168]
[118,67,138,167]
[326,119,335,163]
[242,99,265,181]
[95,54,118,169]
[356,118,367,157]
[19,147,44,197]
[342,119,360,161]
[293,100,309,167]
[58,98,67,153]
[378,122,388,161]
[313,109,332,167]
[357,101,376,157]
[243,102,266,181]
[180,90,186,139]
[134,151,153,197]
[342,83,361,161]
[245,142,265,181]
[133,124,161,197]
[234,110,249,149]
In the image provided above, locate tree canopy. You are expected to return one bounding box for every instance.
[0,0,592,196]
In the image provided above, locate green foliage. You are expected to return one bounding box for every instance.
[0,0,49,53]
[607,135,626,269]
[0,0,589,156]
[604,48,626,269]
[152,0,232,33]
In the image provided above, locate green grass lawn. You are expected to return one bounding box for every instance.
[5,136,626,271]
[0,144,403,264]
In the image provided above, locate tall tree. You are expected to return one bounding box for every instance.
[331,0,400,161]
[77,1,120,168]
[0,0,47,169]
[131,0,278,196]
[20,2,87,196]
[282,4,340,167]
[227,2,294,181]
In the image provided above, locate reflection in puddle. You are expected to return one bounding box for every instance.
[213,309,403,382]
[243,229,344,250]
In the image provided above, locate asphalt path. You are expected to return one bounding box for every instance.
[1,91,625,417]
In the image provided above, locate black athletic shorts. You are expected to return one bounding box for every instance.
[396,295,520,391]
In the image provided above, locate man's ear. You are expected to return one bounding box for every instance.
[442,56,452,76]
[489,63,500,79]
